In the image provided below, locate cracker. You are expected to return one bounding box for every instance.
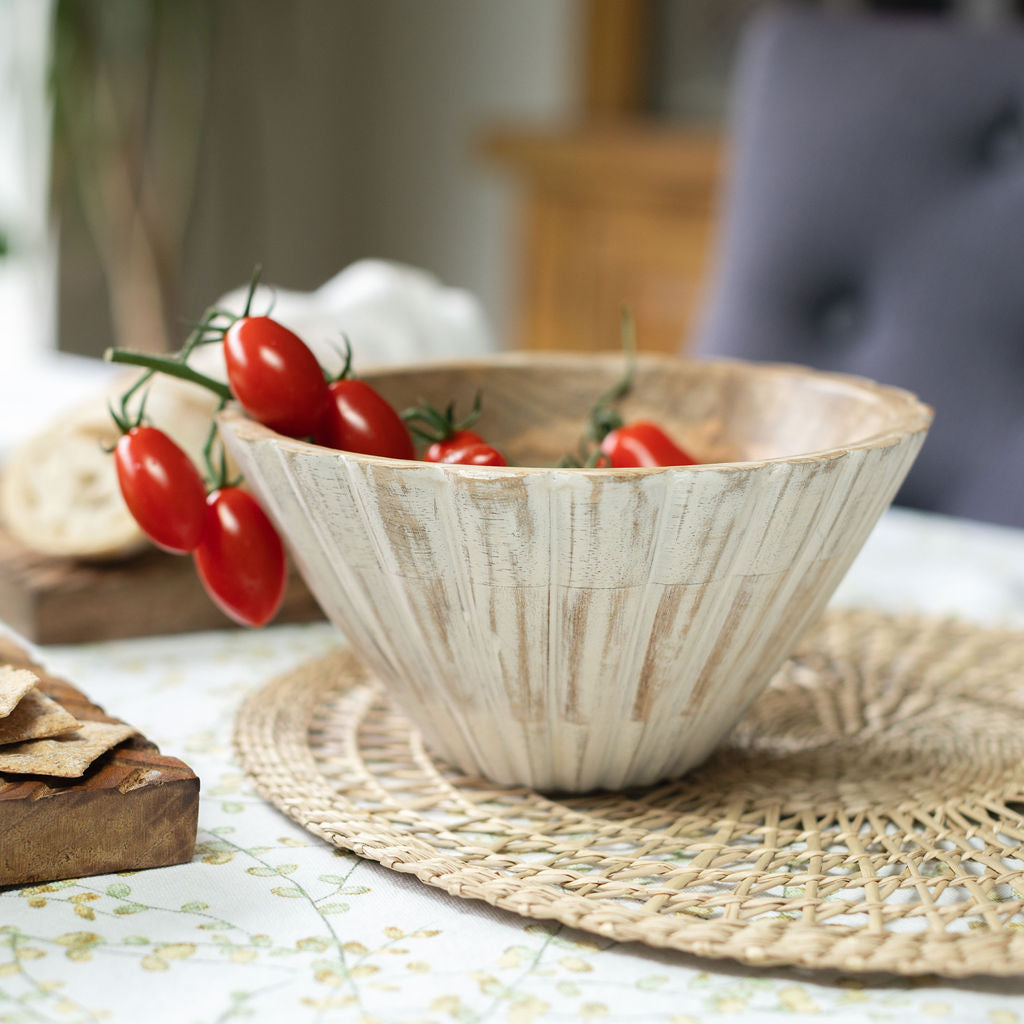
[0,667,38,718]
[0,721,136,778]
[0,688,80,745]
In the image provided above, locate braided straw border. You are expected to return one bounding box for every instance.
[235,609,1024,977]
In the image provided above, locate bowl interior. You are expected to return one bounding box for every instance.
[356,351,930,467]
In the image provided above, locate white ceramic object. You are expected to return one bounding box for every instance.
[219,352,931,792]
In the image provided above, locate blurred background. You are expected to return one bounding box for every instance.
[1,0,1022,646]
[5,0,1021,369]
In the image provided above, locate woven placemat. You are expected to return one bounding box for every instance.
[235,608,1024,978]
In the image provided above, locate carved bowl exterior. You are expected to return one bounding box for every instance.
[219,352,931,792]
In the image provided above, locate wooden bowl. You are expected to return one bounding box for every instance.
[219,352,931,792]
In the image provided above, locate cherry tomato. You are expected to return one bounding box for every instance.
[317,379,415,459]
[114,426,207,553]
[193,488,286,627]
[424,429,484,463]
[223,316,330,438]
[439,442,508,467]
[599,421,697,468]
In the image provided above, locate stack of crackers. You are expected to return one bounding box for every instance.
[0,641,199,887]
[0,663,136,778]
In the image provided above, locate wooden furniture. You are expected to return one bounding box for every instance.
[484,125,724,354]
[583,0,655,118]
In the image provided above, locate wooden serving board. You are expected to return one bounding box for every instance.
[0,635,200,887]
[0,522,323,644]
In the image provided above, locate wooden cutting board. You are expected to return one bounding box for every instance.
[0,522,323,644]
[0,635,199,887]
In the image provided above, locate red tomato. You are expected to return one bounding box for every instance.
[193,488,286,628]
[114,426,207,553]
[599,421,697,468]
[439,442,508,467]
[424,429,484,463]
[223,316,330,438]
[317,379,415,459]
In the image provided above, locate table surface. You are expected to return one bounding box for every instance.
[2,505,1024,1024]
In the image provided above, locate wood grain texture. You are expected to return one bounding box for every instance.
[219,352,932,792]
[0,523,323,644]
[0,637,199,887]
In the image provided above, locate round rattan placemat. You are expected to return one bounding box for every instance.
[235,608,1024,978]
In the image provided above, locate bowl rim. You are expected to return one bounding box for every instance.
[217,350,933,476]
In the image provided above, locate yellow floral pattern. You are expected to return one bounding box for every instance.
[3,507,1024,1022]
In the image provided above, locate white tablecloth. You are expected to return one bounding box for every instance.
[2,506,1024,1024]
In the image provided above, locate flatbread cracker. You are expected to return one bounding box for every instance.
[0,688,80,745]
[0,721,136,778]
[0,667,38,718]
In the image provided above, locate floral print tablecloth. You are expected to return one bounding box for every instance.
[2,507,1024,1024]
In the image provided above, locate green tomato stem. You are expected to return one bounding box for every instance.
[104,348,233,401]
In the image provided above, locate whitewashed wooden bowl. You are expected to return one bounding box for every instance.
[219,352,931,792]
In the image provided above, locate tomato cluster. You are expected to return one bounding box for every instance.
[107,297,510,628]
[107,289,694,628]
[112,423,285,628]
[223,319,416,460]
[220,318,513,466]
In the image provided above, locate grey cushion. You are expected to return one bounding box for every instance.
[693,6,1024,528]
